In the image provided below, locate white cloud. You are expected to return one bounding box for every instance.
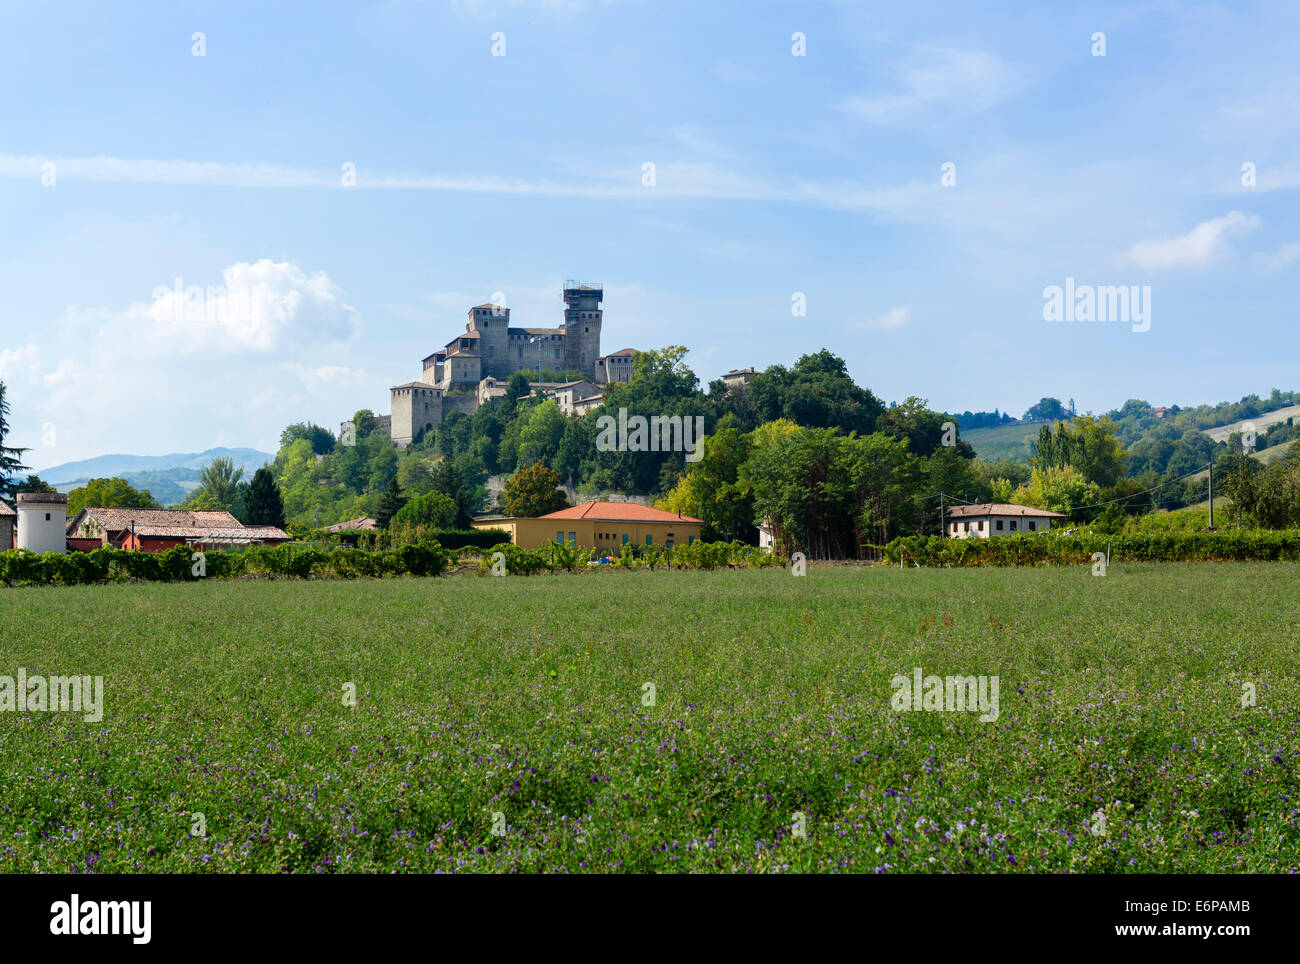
[11,261,363,468]
[842,49,1012,123]
[0,344,42,383]
[0,152,934,216]
[1125,211,1260,271]
[853,306,911,331]
[1261,241,1300,270]
[128,260,357,353]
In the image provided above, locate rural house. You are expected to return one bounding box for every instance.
[473,500,704,552]
[0,501,14,550]
[65,507,290,552]
[945,503,1065,538]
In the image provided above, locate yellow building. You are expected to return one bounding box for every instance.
[473,500,704,553]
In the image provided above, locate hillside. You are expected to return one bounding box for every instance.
[34,447,274,485]
[1201,404,1300,443]
[961,422,1045,462]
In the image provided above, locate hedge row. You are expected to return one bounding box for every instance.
[0,542,451,587]
[883,530,1300,567]
[304,527,509,551]
[473,540,783,575]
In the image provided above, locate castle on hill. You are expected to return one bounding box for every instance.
[345,281,638,447]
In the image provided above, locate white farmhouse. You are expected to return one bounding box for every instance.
[945,503,1064,539]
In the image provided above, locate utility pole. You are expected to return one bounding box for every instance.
[1207,460,1214,529]
[939,493,945,539]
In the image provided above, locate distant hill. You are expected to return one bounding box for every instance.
[35,447,274,485]
[961,422,1049,463]
[1201,404,1300,443]
[50,468,204,507]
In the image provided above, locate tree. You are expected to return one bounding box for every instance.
[16,475,56,494]
[352,410,379,438]
[281,422,335,456]
[185,457,244,510]
[428,461,478,528]
[244,467,287,528]
[503,462,569,517]
[375,478,407,529]
[1024,397,1068,421]
[391,490,458,529]
[505,372,532,407]
[68,477,160,514]
[0,381,29,502]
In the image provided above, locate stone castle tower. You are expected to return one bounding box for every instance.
[380,280,608,448]
[562,281,602,376]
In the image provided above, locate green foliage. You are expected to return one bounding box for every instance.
[183,457,245,511]
[1031,415,1127,488]
[0,381,29,502]
[375,479,407,529]
[244,467,287,528]
[503,462,568,517]
[391,490,457,529]
[68,477,161,514]
[884,529,1300,566]
[15,475,56,494]
[281,422,336,455]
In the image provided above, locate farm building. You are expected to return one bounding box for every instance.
[0,501,14,549]
[945,503,1065,538]
[473,500,703,553]
[65,506,290,552]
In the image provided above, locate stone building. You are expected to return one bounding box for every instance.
[0,500,14,550]
[355,280,638,448]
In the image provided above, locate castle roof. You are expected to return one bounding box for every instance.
[512,327,564,337]
[539,501,703,524]
[601,348,636,357]
[391,381,441,391]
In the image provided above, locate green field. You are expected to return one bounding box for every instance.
[2,565,1298,873]
[962,422,1043,462]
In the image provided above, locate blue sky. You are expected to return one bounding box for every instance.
[2,0,1298,470]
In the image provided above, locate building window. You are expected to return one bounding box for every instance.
[1010,521,1017,530]
[996,520,1004,531]
[45,513,51,521]
[688,535,695,545]
[557,531,564,544]
[622,534,629,546]
[666,540,674,549]
[1028,521,1037,531]
[645,534,653,545]
[978,521,985,532]
[568,532,576,545]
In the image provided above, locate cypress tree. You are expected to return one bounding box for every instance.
[245,467,287,528]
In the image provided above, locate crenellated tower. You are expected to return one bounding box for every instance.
[562,281,602,378]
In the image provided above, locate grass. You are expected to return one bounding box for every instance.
[962,422,1043,462]
[2,564,1298,873]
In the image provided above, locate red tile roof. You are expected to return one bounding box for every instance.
[946,503,1065,519]
[540,500,703,523]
